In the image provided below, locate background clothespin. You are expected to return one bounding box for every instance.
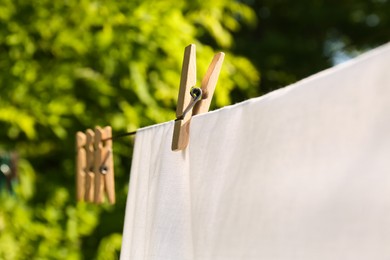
[85,129,95,202]
[75,126,115,204]
[172,44,225,151]
[76,132,86,201]
[94,126,115,204]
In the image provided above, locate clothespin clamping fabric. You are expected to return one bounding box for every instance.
[76,126,115,204]
[172,44,225,151]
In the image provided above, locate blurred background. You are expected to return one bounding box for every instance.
[0,0,389,259]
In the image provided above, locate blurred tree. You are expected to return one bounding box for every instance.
[234,0,390,95]
[3,0,387,258]
[0,0,258,259]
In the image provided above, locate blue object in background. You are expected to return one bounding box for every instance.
[0,152,18,194]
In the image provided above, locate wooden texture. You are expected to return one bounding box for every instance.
[172,44,197,151]
[76,132,86,201]
[103,126,115,204]
[85,129,95,202]
[172,119,191,151]
[93,126,116,204]
[193,52,225,115]
[93,127,104,204]
[172,45,224,151]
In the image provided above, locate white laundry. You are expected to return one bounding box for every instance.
[121,43,390,260]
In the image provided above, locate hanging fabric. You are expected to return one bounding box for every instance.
[120,43,390,260]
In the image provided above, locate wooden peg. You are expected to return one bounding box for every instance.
[172,44,197,151]
[103,126,115,204]
[172,44,224,151]
[193,52,225,115]
[76,132,86,201]
[93,126,116,204]
[85,129,95,202]
[94,127,105,204]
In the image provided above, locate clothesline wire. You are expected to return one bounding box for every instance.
[101,87,203,142]
[102,130,137,141]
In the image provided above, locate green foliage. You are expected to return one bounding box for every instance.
[0,0,258,140]
[0,0,258,258]
[2,0,388,258]
[96,233,122,260]
[0,182,99,259]
[235,0,390,94]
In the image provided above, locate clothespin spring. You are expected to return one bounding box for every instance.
[99,148,112,175]
[175,87,203,121]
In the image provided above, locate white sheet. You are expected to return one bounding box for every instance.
[121,43,390,259]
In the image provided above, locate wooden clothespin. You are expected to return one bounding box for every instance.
[172,44,225,151]
[76,132,86,201]
[85,129,95,202]
[75,126,115,204]
[94,126,115,204]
